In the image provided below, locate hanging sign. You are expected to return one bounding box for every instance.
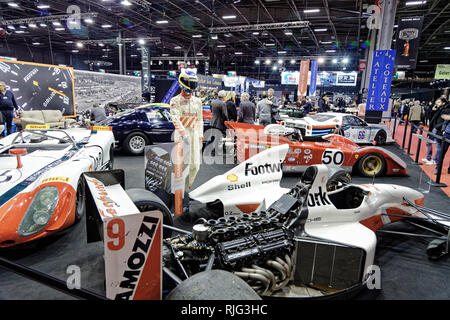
[394,16,424,69]
[298,60,310,98]
[309,60,318,96]
[366,50,396,111]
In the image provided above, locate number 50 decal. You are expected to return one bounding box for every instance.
[322,149,344,166]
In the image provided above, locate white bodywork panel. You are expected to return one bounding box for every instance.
[0,128,115,200]
[190,144,291,216]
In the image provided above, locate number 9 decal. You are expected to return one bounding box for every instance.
[107,218,125,251]
[322,149,344,166]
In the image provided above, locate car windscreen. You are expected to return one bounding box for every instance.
[309,114,336,122]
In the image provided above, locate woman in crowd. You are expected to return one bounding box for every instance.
[225,91,237,122]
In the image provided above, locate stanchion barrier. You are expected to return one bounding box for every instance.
[418,127,450,188]
[392,114,398,139]
[413,127,424,165]
[431,138,449,187]
[402,119,409,149]
[407,122,417,155]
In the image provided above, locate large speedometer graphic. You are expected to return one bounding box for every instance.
[0,59,76,116]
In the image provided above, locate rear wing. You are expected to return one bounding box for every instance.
[83,170,162,300]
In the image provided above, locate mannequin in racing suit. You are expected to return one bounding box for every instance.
[169,71,203,189]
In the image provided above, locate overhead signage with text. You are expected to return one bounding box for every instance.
[366,50,396,111]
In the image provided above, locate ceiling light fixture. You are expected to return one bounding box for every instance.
[342,58,349,64]
[255,60,260,64]
[278,59,283,64]
[332,58,338,63]
[318,57,325,64]
[121,0,132,6]
[265,59,271,65]
[222,15,236,19]
[28,24,37,28]
[314,28,327,32]
[84,18,94,24]
[192,34,202,38]
[235,52,243,55]
[8,2,19,8]
[156,20,169,24]
[174,46,182,49]
[405,1,426,6]
[304,9,320,13]
[138,39,145,45]
[284,30,293,36]
[40,23,47,27]
[76,42,84,48]
[101,24,112,28]
[252,32,260,35]
[290,59,296,64]
[52,21,61,26]
[211,34,218,40]
[326,50,336,53]
[55,27,65,31]
[217,44,226,48]
[37,4,50,9]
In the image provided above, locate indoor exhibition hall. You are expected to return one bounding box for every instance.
[0,0,449,305]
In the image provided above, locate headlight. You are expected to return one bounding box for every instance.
[18,187,59,237]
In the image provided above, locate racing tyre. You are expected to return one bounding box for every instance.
[374,130,387,145]
[74,178,86,223]
[326,170,352,192]
[166,270,261,300]
[357,153,386,177]
[124,132,149,155]
[125,188,174,238]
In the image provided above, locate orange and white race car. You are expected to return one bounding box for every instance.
[0,126,115,248]
[224,121,408,177]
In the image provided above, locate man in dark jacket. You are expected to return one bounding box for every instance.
[399,100,409,124]
[318,95,327,113]
[303,98,312,116]
[210,90,228,133]
[238,92,256,124]
[0,81,18,136]
[423,97,449,165]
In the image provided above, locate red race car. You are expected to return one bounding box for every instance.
[224,122,408,177]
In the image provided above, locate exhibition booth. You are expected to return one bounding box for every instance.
[0,0,449,306]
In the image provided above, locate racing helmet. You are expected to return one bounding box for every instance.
[179,70,198,94]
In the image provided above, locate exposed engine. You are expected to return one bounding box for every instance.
[164,179,312,296]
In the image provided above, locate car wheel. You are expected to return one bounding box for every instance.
[357,153,386,177]
[374,130,387,145]
[125,188,174,238]
[166,270,261,300]
[326,170,352,192]
[124,132,149,155]
[74,178,86,223]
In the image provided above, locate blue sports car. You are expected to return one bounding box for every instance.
[99,103,211,155]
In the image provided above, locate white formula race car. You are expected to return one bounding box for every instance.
[83,145,449,300]
[284,113,394,145]
[0,125,115,248]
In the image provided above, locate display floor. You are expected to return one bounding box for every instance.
[0,144,449,300]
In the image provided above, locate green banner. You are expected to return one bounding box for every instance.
[434,64,450,79]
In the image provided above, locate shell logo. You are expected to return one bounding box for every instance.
[227,174,238,182]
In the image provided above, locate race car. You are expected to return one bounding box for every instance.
[224,121,407,177]
[283,113,394,145]
[0,125,115,248]
[99,103,211,155]
[82,145,448,300]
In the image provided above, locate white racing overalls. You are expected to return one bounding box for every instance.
[169,93,204,188]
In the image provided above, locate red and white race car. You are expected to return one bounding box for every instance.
[224,121,407,177]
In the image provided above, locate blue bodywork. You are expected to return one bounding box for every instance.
[99,105,211,149]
